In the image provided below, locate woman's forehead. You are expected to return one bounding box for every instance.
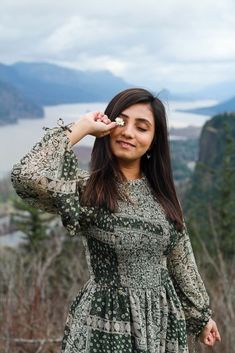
[120,104,154,125]
[121,104,153,118]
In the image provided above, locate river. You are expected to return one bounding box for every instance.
[0,99,217,178]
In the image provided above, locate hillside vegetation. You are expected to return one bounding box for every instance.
[0,80,44,126]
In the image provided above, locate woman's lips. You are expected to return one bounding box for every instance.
[116,140,135,148]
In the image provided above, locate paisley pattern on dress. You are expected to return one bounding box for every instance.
[11,124,212,353]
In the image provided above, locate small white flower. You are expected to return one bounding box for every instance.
[115,117,125,126]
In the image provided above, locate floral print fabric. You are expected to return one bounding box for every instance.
[11,125,212,353]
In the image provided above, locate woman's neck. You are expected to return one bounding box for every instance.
[118,161,142,180]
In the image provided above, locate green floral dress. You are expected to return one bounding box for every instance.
[11,123,212,353]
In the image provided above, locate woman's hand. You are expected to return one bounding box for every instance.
[198,318,221,346]
[79,111,117,138]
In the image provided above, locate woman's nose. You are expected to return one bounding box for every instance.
[121,122,134,138]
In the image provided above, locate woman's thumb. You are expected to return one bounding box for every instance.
[104,121,117,131]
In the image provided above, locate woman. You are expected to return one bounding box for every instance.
[11,88,221,353]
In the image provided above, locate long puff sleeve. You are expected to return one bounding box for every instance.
[167,222,212,337]
[10,123,89,236]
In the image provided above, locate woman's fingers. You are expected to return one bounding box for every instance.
[94,113,111,125]
[201,321,221,347]
[97,121,117,137]
[202,322,221,346]
[214,326,221,342]
[90,120,117,138]
[82,111,117,137]
[100,115,111,124]
[211,321,221,342]
[104,121,117,131]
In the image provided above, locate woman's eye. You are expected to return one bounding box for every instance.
[137,127,147,132]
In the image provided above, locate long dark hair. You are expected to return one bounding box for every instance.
[80,87,184,232]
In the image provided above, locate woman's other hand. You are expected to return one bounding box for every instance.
[198,318,221,346]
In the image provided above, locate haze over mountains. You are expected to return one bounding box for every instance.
[177,96,235,116]
[0,61,235,126]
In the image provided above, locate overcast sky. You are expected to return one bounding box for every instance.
[1,0,235,92]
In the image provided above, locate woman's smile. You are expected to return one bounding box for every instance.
[116,140,136,148]
[109,103,155,168]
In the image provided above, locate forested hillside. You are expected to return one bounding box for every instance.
[182,112,235,352]
[0,80,44,125]
[184,112,235,253]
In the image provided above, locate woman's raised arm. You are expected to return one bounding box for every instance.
[10,113,117,236]
[11,123,87,235]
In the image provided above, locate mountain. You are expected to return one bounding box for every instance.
[177,96,235,116]
[157,81,235,102]
[0,80,44,126]
[0,62,132,106]
[183,112,235,254]
[155,89,196,102]
[184,112,235,203]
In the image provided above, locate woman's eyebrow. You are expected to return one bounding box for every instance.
[119,113,152,126]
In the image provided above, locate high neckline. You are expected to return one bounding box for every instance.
[123,175,147,185]
[115,174,148,187]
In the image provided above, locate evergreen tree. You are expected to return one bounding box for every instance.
[10,195,55,253]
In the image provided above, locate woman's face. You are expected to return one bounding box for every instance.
[109,103,155,163]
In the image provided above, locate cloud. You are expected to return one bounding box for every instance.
[0,0,235,91]
[40,15,135,54]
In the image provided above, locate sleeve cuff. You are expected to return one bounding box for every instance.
[186,307,212,336]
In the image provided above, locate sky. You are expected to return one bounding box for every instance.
[1,0,235,93]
